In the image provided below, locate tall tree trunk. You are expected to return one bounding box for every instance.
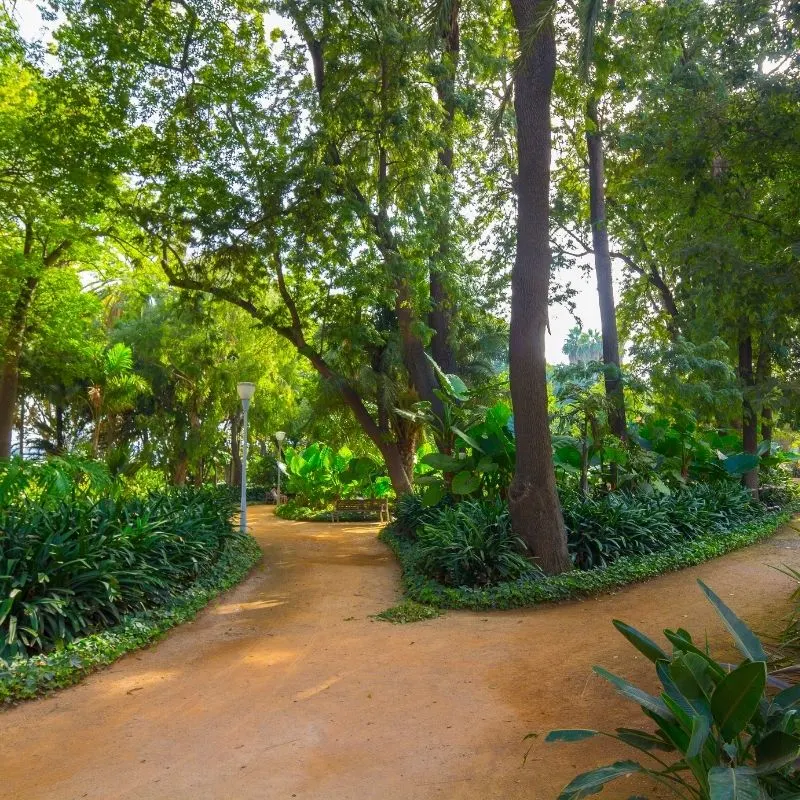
[429,0,461,375]
[761,407,772,445]
[738,332,759,497]
[230,413,242,488]
[55,403,65,454]
[174,454,189,486]
[507,0,571,575]
[586,97,626,441]
[756,338,772,446]
[0,275,39,458]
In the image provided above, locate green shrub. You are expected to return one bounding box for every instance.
[380,506,795,610]
[0,484,238,660]
[0,533,261,702]
[416,500,535,587]
[561,482,762,570]
[548,580,800,800]
[274,499,326,520]
[760,466,800,509]
[393,492,446,536]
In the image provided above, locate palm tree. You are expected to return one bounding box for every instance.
[563,326,602,364]
[88,343,148,457]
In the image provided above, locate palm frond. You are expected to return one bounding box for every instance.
[579,0,603,79]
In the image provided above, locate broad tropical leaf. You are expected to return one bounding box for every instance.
[697,580,767,663]
[710,661,766,742]
[708,766,760,800]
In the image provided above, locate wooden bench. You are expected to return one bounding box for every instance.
[332,498,390,522]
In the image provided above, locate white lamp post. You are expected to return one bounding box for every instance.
[237,382,256,533]
[275,431,286,506]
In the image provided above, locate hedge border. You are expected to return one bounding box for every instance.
[379,505,799,611]
[0,534,262,704]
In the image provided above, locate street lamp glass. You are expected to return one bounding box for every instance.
[275,430,286,442]
[237,382,256,401]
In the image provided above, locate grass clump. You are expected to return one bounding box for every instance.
[374,600,441,624]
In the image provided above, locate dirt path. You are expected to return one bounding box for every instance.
[2,508,799,800]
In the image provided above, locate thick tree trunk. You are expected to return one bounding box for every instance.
[429,0,461,375]
[738,332,759,497]
[507,0,571,575]
[586,98,626,441]
[174,454,189,486]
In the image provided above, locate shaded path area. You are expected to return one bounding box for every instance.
[2,507,800,799]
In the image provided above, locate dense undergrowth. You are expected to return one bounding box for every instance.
[382,479,799,610]
[275,499,386,523]
[0,458,257,673]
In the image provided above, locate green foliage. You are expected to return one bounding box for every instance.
[548,581,800,799]
[0,532,260,703]
[393,492,448,536]
[374,600,441,624]
[380,506,796,610]
[0,455,112,509]
[776,565,800,654]
[415,500,537,588]
[282,442,390,509]
[0,461,239,659]
[563,482,763,570]
[407,391,516,506]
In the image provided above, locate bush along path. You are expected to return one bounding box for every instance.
[0,534,261,703]
[0,462,262,702]
[2,507,800,800]
[382,485,800,611]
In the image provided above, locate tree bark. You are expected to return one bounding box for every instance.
[0,275,39,458]
[586,98,626,441]
[230,413,242,488]
[755,338,772,446]
[507,0,571,575]
[55,403,65,454]
[174,453,189,486]
[738,332,759,497]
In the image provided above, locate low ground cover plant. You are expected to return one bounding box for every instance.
[547,581,800,800]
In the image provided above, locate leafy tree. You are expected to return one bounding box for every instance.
[0,16,126,455]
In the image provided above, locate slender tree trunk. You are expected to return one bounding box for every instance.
[91,415,102,459]
[230,413,242,488]
[507,0,571,575]
[0,275,39,458]
[738,332,759,497]
[586,98,626,441]
[55,403,65,454]
[429,0,461,375]
[580,418,589,497]
[755,338,772,446]
[761,407,772,445]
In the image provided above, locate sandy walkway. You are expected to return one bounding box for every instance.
[2,507,799,800]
